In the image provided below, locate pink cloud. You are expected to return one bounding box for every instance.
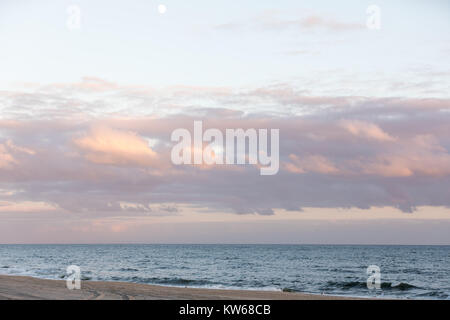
[340,120,396,142]
[359,135,450,177]
[0,140,35,169]
[285,154,340,174]
[73,126,161,167]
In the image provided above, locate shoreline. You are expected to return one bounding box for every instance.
[0,274,364,300]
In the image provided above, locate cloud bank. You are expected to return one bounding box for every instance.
[0,80,449,217]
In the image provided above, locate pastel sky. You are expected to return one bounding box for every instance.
[0,0,449,244]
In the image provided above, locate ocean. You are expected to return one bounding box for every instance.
[0,244,449,299]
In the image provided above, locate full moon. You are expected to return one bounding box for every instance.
[158,4,167,14]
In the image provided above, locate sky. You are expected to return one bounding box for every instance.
[0,0,449,244]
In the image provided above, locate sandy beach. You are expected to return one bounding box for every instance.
[0,275,358,300]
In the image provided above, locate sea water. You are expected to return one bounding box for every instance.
[0,244,448,299]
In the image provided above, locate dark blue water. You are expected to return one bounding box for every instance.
[0,244,449,299]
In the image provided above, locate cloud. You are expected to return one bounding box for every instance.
[44,76,118,92]
[0,145,16,168]
[296,15,365,31]
[73,126,160,167]
[215,12,365,33]
[1,79,450,215]
[358,135,450,177]
[0,200,57,213]
[285,154,340,174]
[340,120,396,142]
[4,139,35,155]
[0,139,35,169]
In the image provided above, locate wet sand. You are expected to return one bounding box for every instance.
[0,275,359,300]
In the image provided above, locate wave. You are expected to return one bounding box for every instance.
[119,268,139,272]
[390,282,418,290]
[324,281,419,291]
[282,287,297,292]
[128,276,214,286]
